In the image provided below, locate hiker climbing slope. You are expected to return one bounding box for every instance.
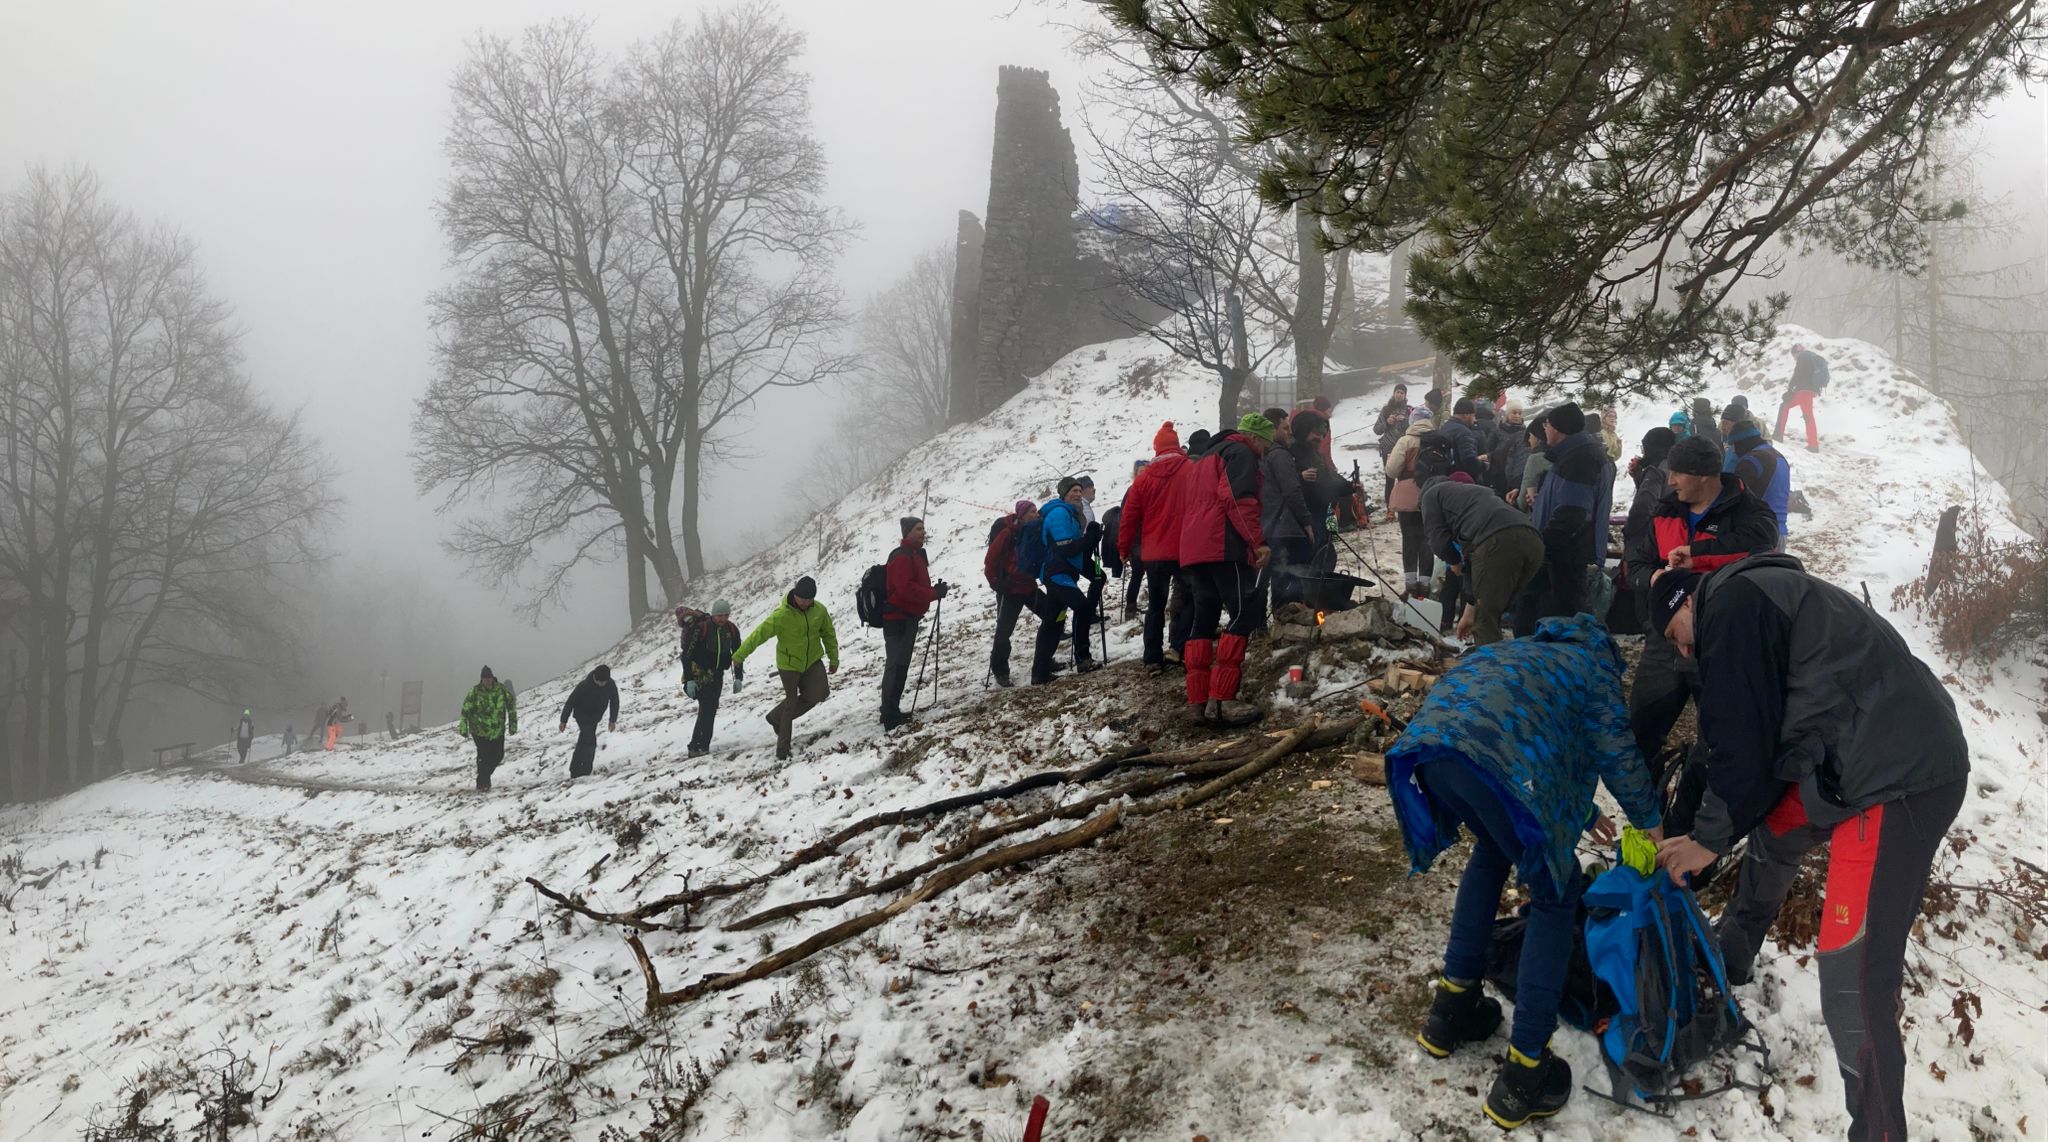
[458,666,517,792]
[1385,614,1663,1129]
[556,665,618,779]
[1779,343,1828,452]
[233,709,255,764]
[733,576,838,762]
[881,517,947,730]
[679,600,743,757]
[1650,559,1969,1142]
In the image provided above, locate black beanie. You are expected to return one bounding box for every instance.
[480,665,494,680]
[593,665,610,683]
[1668,436,1723,477]
[1649,570,1702,633]
[1452,396,1476,416]
[793,575,817,600]
[1640,426,1677,467]
[900,516,921,538]
[1549,402,1586,435]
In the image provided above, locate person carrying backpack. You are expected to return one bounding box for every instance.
[1032,479,1101,684]
[986,500,1052,688]
[280,724,297,757]
[1649,557,1968,1142]
[324,697,351,751]
[881,517,947,730]
[1179,413,1273,727]
[1385,413,1440,596]
[1726,421,1791,545]
[1118,423,1193,673]
[678,601,742,757]
[733,576,839,761]
[457,667,517,791]
[233,709,256,764]
[1520,403,1613,635]
[1386,614,1664,1129]
[556,665,619,778]
[1778,343,1828,452]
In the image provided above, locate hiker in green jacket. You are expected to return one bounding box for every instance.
[733,576,839,761]
[458,665,518,791]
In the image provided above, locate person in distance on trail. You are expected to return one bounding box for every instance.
[1598,407,1624,462]
[1118,423,1194,676]
[1385,411,1439,598]
[1032,478,1101,684]
[1511,414,1549,510]
[1259,407,1317,612]
[557,664,619,779]
[1386,613,1663,1129]
[986,500,1054,688]
[734,576,839,762]
[1519,403,1612,635]
[1375,388,1411,505]
[323,696,352,751]
[458,666,517,792]
[1419,470,1545,645]
[1620,435,1779,772]
[880,517,947,731]
[1688,396,1724,454]
[1649,559,1968,1142]
[234,708,256,764]
[679,600,743,757]
[1779,343,1829,452]
[280,724,297,758]
[1726,419,1792,549]
[1179,413,1273,728]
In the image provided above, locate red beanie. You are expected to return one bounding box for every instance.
[1153,421,1180,454]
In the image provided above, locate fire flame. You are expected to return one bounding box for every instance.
[1315,610,1327,626]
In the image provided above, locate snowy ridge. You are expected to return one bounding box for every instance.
[0,331,2044,1140]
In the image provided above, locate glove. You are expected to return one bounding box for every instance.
[731,668,744,693]
[685,679,698,700]
[934,580,950,599]
[1083,521,1102,543]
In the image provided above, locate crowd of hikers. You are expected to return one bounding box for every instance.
[276,338,1959,1137]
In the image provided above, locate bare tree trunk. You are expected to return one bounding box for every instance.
[1220,287,1251,427]
[680,400,706,580]
[1387,237,1410,320]
[1293,205,1327,400]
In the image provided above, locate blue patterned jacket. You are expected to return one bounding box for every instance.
[1386,614,1661,894]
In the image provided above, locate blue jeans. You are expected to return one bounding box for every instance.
[1419,758,1580,1057]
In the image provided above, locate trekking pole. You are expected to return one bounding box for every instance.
[912,593,942,711]
[1329,528,1457,654]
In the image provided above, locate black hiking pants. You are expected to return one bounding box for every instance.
[1629,633,1700,773]
[1716,778,1966,1142]
[991,589,1054,681]
[236,739,251,763]
[569,719,598,778]
[1187,561,1262,640]
[473,735,505,791]
[1140,562,1197,665]
[689,670,723,752]
[1122,565,1143,620]
[1032,580,1094,682]
[881,617,920,724]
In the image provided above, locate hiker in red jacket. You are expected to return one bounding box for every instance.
[881,517,947,730]
[1118,422,1195,673]
[1180,413,1273,727]
[986,500,1053,688]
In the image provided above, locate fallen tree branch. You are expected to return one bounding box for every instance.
[644,807,1122,1009]
[1169,720,1322,812]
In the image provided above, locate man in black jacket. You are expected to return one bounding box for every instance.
[1650,557,1968,1142]
[557,665,620,778]
[1620,436,1780,770]
[1440,398,1485,481]
[680,600,743,756]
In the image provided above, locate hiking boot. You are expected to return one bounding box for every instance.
[992,672,1015,689]
[1201,698,1264,728]
[1075,659,1103,675]
[686,745,709,758]
[1161,648,1182,666]
[1145,662,1167,677]
[1482,1050,1572,1129]
[1416,981,1502,1058]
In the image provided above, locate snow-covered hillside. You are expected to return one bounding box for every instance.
[1,331,2043,1141]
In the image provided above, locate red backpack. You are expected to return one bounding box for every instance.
[984,516,1021,591]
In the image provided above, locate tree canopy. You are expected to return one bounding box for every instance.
[1104,0,2044,395]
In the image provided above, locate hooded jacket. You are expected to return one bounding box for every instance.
[1118,449,1189,566]
[1688,554,1969,853]
[1530,431,1614,565]
[1789,347,1831,395]
[559,670,619,727]
[1384,420,1435,513]
[1040,498,1092,587]
[1178,431,1265,566]
[1489,418,1531,496]
[1729,426,1791,536]
[1438,417,1483,479]
[458,681,517,740]
[1260,439,1316,542]
[1621,473,1780,596]
[883,543,937,620]
[1419,476,1539,565]
[1387,614,1661,895]
[734,592,840,674]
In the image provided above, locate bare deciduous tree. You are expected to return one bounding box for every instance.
[851,242,953,443]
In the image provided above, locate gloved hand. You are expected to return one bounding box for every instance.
[685,679,698,700]
[1111,563,1123,580]
[731,666,744,693]
[1083,521,1103,543]
[934,580,950,599]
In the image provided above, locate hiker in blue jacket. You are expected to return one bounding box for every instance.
[1030,477,1102,684]
[1386,613,1664,1130]
[1726,421,1791,545]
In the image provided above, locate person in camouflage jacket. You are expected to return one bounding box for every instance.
[1384,614,1664,1127]
[458,665,518,791]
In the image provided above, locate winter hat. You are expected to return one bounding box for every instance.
[1728,422,1763,445]
[1056,476,1081,499]
[594,665,611,683]
[711,598,731,615]
[1649,569,1703,634]
[1076,474,1094,489]
[1409,412,1435,429]
[1549,402,1587,435]
[1236,412,1276,443]
[1503,399,1524,418]
[1449,470,1475,484]
[1452,397,1476,416]
[793,576,817,600]
[1729,393,1751,412]
[899,516,922,537]
[1640,426,1677,467]
[1187,428,1212,453]
[1312,395,1334,414]
[480,665,495,680]
[1720,403,1747,423]
[1668,410,1691,428]
[1014,499,1034,516]
[1691,396,1716,417]
[1668,436,1723,477]
[1153,421,1181,453]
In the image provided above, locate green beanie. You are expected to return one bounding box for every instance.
[1236,412,1276,443]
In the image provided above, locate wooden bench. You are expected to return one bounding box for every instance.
[151,742,198,768]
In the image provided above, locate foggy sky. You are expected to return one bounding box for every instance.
[0,0,1089,694]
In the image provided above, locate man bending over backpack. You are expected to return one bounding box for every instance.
[1385,614,1663,1129]
[1650,557,1968,1142]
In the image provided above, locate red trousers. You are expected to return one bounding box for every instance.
[1777,390,1819,450]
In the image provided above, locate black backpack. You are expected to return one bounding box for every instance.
[855,563,888,628]
[1408,430,1456,482]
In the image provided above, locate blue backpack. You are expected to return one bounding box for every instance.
[1581,861,1765,1107]
[1014,514,1049,586]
